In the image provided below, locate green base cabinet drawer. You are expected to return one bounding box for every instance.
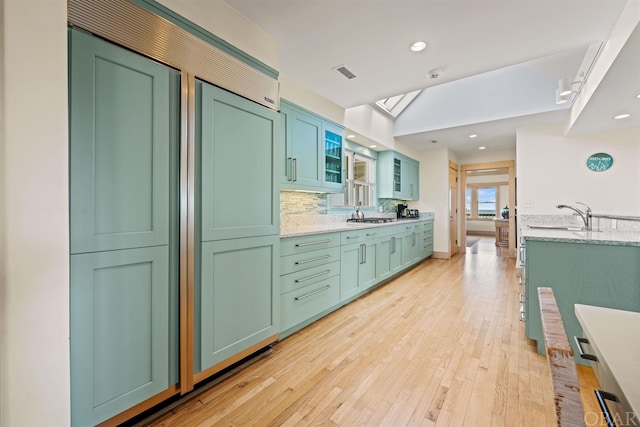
[280,276,341,332]
[280,232,341,256]
[280,246,341,276]
[280,260,341,294]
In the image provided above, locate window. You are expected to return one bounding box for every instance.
[466,186,500,218]
[329,150,376,208]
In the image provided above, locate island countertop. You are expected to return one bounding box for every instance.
[520,228,640,247]
[575,304,640,418]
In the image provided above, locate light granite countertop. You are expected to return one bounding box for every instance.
[575,304,640,417]
[280,215,434,238]
[521,227,640,247]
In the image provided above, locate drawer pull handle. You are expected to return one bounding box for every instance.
[295,239,331,247]
[574,337,598,361]
[366,233,377,237]
[345,235,360,240]
[595,390,619,427]
[294,270,331,283]
[295,285,331,301]
[295,255,331,265]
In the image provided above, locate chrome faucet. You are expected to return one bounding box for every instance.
[556,202,592,230]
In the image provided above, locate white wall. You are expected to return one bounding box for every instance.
[411,148,450,253]
[280,74,345,125]
[1,1,70,426]
[517,124,640,216]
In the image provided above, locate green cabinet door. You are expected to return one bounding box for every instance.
[340,242,363,301]
[199,81,279,241]
[322,121,345,191]
[290,108,322,188]
[70,247,169,426]
[360,239,379,290]
[378,237,392,281]
[69,28,179,427]
[197,236,279,372]
[69,28,172,254]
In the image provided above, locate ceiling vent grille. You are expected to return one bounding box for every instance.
[334,65,356,80]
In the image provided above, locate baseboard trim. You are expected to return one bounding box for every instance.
[431,251,450,259]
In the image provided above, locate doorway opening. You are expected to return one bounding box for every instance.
[460,161,515,257]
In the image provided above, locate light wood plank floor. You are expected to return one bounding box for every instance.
[138,237,603,426]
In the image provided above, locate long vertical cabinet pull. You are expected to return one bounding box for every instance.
[180,71,196,394]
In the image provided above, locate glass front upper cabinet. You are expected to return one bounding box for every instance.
[393,158,401,192]
[323,126,344,190]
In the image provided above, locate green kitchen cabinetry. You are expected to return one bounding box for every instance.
[340,228,380,301]
[280,99,344,192]
[279,233,342,337]
[378,225,403,281]
[197,236,279,371]
[195,80,280,374]
[70,247,171,425]
[377,151,420,200]
[400,222,422,267]
[523,239,640,365]
[69,28,180,427]
[199,82,279,241]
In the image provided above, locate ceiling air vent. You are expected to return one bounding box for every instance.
[334,64,356,80]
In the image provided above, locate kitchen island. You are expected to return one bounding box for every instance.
[520,227,640,364]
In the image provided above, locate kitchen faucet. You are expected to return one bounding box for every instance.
[556,202,592,230]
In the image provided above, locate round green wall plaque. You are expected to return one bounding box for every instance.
[586,153,613,172]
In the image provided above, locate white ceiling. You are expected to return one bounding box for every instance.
[223,0,638,156]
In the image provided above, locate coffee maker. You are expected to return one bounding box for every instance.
[396,204,408,218]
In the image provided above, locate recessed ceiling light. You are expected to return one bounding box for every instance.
[614,113,631,120]
[478,146,486,150]
[369,145,377,148]
[469,134,478,138]
[347,134,356,139]
[409,41,427,52]
[636,94,640,98]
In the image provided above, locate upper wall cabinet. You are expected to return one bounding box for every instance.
[377,151,420,200]
[280,99,344,193]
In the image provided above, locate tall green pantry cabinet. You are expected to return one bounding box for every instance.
[69,23,280,426]
[69,29,180,426]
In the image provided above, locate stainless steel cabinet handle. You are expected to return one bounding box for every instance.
[574,337,598,361]
[295,239,331,247]
[391,236,396,254]
[595,390,619,427]
[292,158,297,182]
[363,243,367,264]
[287,157,293,181]
[412,232,416,246]
[294,270,331,283]
[366,233,377,237]
[294,285,331,301]
[295,255,331,265]
[345,235,360,240]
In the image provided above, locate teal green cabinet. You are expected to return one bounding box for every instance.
[70,247,170,426]
[377,151,420,200]
[322,121,344,191]
[279,233,342,336]
[197,236,279,371]
[199,82,279,241]
[195,79,280,374]
[69,28,172,254]
[280,99,344,192]
[69,28,179,427]
[340,229,379,301]
[524,239,640,365]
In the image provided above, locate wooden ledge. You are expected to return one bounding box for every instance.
[538,287,585,427]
